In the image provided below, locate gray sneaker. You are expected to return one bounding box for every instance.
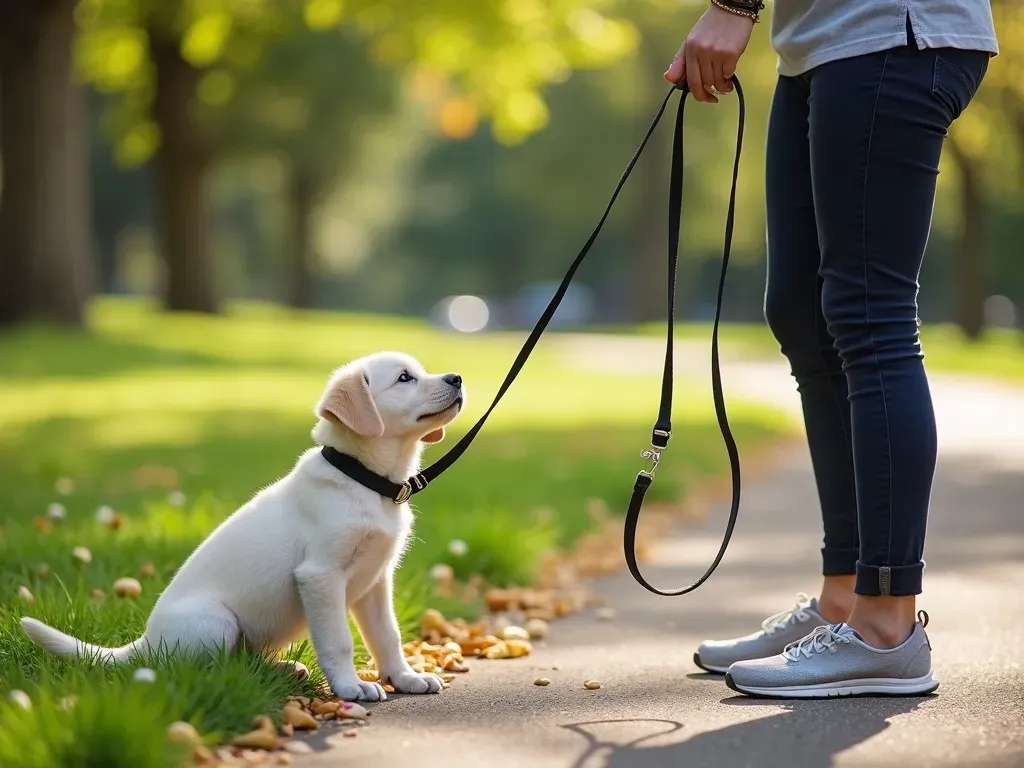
[694,593,828,674]
[725,611,939,699]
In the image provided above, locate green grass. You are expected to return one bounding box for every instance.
[630,320,1024,384]
[0,298,792,766]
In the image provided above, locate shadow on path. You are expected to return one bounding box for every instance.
[562,697,927,768]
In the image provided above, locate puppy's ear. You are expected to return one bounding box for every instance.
[318,369,385,438]
[420,427,445,444]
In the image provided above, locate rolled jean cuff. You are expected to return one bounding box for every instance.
[855,561,924,596]
[822,547,859,576]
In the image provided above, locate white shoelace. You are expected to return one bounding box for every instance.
[782,624,852,661]
[760,592,812,635]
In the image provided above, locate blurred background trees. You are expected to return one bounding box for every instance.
[1,0,1022,338]
[0,0,92,326]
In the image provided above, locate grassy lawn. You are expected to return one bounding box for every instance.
[0,299,792,767]
[631,321,1024,384]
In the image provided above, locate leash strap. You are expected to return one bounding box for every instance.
[329,79,746,596]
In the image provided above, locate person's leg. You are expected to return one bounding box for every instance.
[762,73,859,624]
[726,29,988,699]
[807,30,989,648]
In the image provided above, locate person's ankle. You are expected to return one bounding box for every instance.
[818,575,855,623]
[818,596,853,624]
[846,595,917,649]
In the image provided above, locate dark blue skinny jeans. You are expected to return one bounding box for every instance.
[763,24,989,596]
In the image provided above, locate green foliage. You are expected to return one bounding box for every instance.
[75,0,304,166]
[216,24,399,189]
[340,3,1024,324]
[0,299,790,764]
[73,0,639,166]
[364,2,779,317]
[351,0,640,145]
[74,1,1024,323]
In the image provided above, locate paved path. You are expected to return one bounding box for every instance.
[295,339,1024,767]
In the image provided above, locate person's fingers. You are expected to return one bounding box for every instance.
[685,44,711,103]
[721,56,737,93]
[664,46,685,84]
[711,54,731,95]
[695,47,720,104]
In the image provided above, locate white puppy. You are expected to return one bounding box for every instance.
[21,351,464,702]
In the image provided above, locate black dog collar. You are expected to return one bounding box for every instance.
[320,446,428,504]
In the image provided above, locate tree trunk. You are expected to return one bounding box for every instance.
[0,0,92,328]
[149,29,218,314]
[0,63,34,325]
[945,135,986,340]
[286,168,317,309]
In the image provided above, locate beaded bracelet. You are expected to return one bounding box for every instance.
[710,0,763,23]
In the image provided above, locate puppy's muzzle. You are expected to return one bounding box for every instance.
[419,373,464,420]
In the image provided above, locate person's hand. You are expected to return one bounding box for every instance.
[665,5,755,104]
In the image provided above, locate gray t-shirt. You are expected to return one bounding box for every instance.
[770,0,999,77]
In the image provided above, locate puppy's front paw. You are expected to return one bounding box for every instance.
[332,679,388,702]
[387,670,444,695]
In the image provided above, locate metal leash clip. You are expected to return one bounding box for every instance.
[639,429,670,480]
[639,447,662,480]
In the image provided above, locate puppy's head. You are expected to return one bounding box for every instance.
[316,352,464,445]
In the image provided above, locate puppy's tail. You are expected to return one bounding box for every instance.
[20,617,140,664]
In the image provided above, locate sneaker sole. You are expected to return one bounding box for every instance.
[725,672,940,699]
[692,652,729,675]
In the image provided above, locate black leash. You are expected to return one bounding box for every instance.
[322,77,745,596]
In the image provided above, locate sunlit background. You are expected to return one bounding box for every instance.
[1,1,1023,765]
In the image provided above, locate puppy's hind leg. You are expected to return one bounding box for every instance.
[142,599,242,659]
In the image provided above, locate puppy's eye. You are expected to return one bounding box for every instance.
[397,370,416,384]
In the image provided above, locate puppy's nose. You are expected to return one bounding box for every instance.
[443,373,462,389]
